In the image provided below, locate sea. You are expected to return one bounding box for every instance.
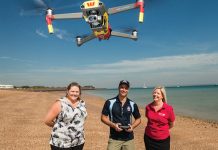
[84,85,218,122]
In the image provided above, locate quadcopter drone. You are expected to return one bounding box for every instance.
[45,0,144,46]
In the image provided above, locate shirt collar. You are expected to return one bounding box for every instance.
[149,102,167,110]
[116,95,130,104]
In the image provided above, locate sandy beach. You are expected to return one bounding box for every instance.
[0,90,218,150]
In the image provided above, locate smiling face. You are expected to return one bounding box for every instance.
[67,86,81,101]
[119,84,129,98]
[152,88,164,103]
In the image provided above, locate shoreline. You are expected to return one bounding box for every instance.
[3,89,218,123]
[84,92,218,125]
[1,90,218,149]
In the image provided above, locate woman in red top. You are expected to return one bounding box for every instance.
[144,86,175,150]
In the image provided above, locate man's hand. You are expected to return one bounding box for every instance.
[114,123,123,132]
[125,124,133,132]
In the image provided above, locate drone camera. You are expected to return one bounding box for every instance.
[88,15,98,23]
[88,9,99,15]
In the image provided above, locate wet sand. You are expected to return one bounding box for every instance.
[0,90,218,150]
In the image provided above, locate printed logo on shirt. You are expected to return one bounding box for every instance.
[158,112,166,116]
[127,106,131,112]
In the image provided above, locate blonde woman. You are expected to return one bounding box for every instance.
[44,82,87,150]
[144,86,175,150]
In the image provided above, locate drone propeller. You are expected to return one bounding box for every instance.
[19,0,81,16]
[33,0,49,9]
[19,0,50,15]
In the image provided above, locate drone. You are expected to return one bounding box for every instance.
[45,0,144,46]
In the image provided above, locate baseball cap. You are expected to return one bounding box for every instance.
[119,80,130,88]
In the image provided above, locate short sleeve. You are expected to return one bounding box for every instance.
[101,100,110,116]
[132,103,141,119]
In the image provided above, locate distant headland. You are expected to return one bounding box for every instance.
[0,85,98,92]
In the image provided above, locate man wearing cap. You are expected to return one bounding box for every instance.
[101,80,141,150]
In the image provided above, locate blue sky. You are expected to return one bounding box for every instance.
[1,0,218,88]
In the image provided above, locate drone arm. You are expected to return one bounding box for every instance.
[53,12,83,20]
[108,0,144,23]
[76,34,96,46]
[45,11,83,34]
[108,4,136,15]
[111,31,137,41]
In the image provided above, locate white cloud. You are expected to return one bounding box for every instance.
[60,53,218,74]
[34,0,47,8]
[53,28,73,41]
[36,29,48,38]
[35,28,73,40]
[0,56,10,59]
[35,27,71,40]
[6,53,218,87]
[19,9,25,17]
[0,56,35,64]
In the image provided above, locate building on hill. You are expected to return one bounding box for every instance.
[82,85,95,90]
[0,84,14,89]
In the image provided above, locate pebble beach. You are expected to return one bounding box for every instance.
[0,90,218,150]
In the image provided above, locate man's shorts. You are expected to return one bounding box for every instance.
[107,138,135,150]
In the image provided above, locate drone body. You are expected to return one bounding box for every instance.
[46,0,144,46]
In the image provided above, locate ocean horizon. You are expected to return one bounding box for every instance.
[84,85,218,123]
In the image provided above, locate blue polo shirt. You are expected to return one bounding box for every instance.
[102,96,141,141]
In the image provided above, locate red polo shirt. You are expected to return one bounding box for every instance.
[145,102,175,140]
